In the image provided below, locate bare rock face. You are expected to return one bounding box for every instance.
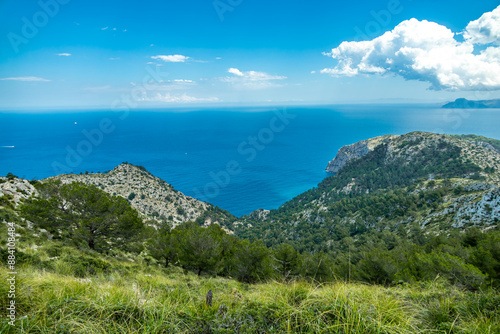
[0,178,37,206]
[449,186,500,228]
[325,135,397,173]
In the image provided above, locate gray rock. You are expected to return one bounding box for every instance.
[326,135,397,173]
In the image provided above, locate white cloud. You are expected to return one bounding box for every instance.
[0,76,50,82]
[465,5,500,44]
[101,27,108,30]
[173,79,194,83]
[141,93,219,103]
[321,6,500,91]
[223,68,287,89]
[56,53,71,56]
[151,55,190,63]
[228,68,244,76]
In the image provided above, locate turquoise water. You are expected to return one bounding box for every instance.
[1,105,499,216]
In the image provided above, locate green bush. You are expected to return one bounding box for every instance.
[416,252,485,290]
[60,254,111,277]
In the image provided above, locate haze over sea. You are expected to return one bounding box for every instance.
[1,105,499,217]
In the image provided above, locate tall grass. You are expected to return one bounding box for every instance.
[1,262,499,333]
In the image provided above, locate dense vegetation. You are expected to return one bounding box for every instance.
[6,180,498,290]
[1,183,499,332]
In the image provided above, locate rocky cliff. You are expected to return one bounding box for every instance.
[325,135,397,173]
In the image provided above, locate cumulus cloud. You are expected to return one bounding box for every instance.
[223,68,287,89]
[141,93,219,103]
[228,68,244,76]
[151,55,190,63]
[0,76,50,82]
[321,5,500,91]
[464,6,500,45]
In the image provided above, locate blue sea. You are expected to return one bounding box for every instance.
[1,105,499,217]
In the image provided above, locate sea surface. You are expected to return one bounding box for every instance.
[1,105,499,217]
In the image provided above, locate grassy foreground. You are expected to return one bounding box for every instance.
[1,262,499,334]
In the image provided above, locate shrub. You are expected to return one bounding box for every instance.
[416,252,485,290]
[61,254,111,277]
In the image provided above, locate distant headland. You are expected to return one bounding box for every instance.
[442,98,500,109]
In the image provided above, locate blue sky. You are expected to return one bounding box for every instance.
[1,0,500,109]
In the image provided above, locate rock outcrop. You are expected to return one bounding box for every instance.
[246,209,270,221]
[0,178,37,206]
[449,186,500,227]
[325,135,397,173]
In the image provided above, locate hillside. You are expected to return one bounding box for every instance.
[49,163,235,228]
[236,132,500,251]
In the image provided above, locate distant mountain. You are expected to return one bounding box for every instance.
[442,98,500,108]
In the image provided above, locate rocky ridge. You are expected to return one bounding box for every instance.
[48,163,234,227]
[326,132,500,184]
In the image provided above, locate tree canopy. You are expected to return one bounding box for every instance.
[20,180,144,251]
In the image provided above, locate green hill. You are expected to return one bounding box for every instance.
[235,132,500,249]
